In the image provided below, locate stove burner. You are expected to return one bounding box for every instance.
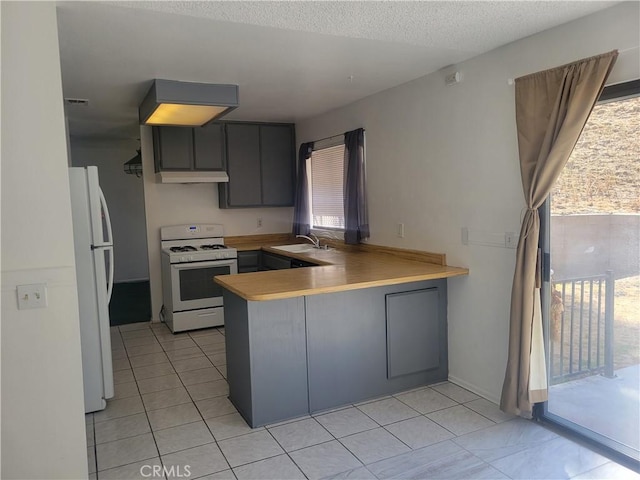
[169,246,197,253]
[201,244,227,250]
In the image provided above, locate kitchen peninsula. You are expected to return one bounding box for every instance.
[215,240,468,427]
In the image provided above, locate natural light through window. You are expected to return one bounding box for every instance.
[547,91,639,455]
[308,144,345,230]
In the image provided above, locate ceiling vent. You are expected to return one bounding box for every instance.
[64,98,89,106]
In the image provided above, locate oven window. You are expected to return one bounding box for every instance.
[179,265,230,301]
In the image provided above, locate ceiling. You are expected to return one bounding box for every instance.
[56,1,617,140]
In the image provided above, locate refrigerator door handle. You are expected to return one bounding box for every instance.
[99,187,114,245]
[106,246,114,303]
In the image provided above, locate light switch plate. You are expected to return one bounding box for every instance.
[505,232,518,249]
[17,283,48,310]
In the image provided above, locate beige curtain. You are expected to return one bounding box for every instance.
[500,50,618,416]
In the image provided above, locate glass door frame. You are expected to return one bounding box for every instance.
[535,79,640,471]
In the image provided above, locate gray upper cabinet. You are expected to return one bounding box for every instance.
[219,122,295,208]
[224,124,262,207]
[153,127,193,170]
[153,123,225,171]
[260,125,295,206]
[193,123,225,171]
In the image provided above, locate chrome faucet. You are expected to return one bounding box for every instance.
[296,233,320,249]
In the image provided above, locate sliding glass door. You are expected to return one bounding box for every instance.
[539,80,640,464]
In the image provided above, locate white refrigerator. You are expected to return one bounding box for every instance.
[69,166,115,413]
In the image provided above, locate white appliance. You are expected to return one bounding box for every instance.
[160,224,237,333]
[69,166,114,413]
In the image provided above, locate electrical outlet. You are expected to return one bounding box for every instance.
[17,283,48,310]
[397,223,405,238]
[505,232,518,249]
[257,217,263,228]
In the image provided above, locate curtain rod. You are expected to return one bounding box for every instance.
[312,129,366,144]
[507,48,634,85]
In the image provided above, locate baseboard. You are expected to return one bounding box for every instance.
[114,278,150,284]
[448,374,501,405]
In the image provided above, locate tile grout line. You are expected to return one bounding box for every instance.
[151,324,234,476]
[99,324,205,475]
[116,325,161,476]
[452,440,517,480]
[260,417,332,479]
[89,413,97,476]
[350,402,417,452]
[111,326,511,478]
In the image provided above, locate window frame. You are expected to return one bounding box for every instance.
[307,137,347,234]
[307,141,345,233]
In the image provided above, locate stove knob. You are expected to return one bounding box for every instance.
[180,256,186,262]
[188,255,194,261]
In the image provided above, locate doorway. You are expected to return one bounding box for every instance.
[540,80,640,464]
[70,138,152,326]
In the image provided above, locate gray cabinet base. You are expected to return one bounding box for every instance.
[306,280,447,413]
[224,280,447,427]
[225,292,308,427]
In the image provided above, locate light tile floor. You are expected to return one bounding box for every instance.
[86,322,639,480]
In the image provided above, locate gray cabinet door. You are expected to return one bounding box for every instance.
[224,124,262,206]
[306,281,448,412]
[260,125,295,206]
[261,252,291,270]
[193,123,225,171]
[238,251,260,273]
[154,127,193,170]
[386,288,440,378]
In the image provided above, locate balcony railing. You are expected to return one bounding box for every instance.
[549,270,615,385]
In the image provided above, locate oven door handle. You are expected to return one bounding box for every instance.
[170,259,238,271]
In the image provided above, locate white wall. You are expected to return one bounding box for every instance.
[1,3,88,478]
[296,2,640,403]
[140,126,293,321]
[71,138,150,282]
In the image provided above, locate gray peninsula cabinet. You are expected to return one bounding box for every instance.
[218,123,296,208]
[223,279,448,427]
[152,124,225,171]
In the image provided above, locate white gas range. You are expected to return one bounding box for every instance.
[160,224,238,333]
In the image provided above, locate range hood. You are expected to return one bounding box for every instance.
[156,171,229,184]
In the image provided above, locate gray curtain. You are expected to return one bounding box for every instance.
[344,128,369,244]
[292,142,314,236]
[500,50,618,416]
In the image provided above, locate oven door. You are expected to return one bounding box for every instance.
[170,259,238,312]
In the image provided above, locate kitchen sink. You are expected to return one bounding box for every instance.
[272,244,316,253]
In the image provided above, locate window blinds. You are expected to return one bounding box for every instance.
[310,144,345,229]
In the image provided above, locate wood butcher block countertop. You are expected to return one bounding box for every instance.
[217,234,469,301]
